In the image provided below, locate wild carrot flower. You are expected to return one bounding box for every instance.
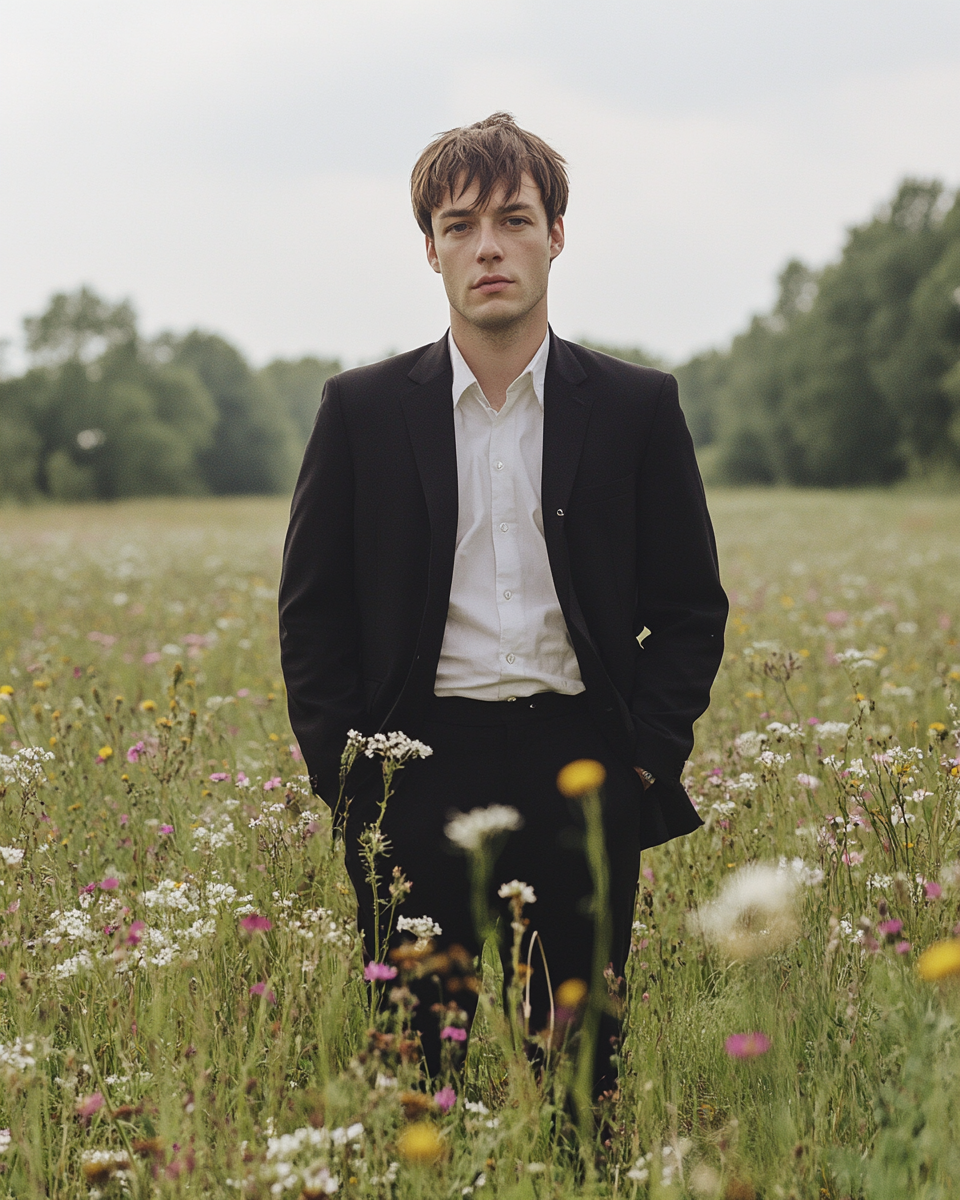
[434,1086,456,1113]
[725,1032,771,1059]
[396,915,441,945]
[445,805,522,851]
[693,863,799,959]
[240,914,272,933]
[556,758,606,797]
[497,880,536,905]
[364,962,398,982]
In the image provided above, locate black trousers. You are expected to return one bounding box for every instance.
[343,691,645,1084]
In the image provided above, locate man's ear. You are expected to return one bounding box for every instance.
[549,216,565,262]
[425,234,442,274]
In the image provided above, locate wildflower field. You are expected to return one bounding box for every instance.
[1,490,960,1200]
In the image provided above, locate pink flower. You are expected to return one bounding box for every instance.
[878,919,903,937]
[434,1086,457,1113]
[725,1032,772,1059]
[119,814,129,826]
[236,772,248,785]
[440,1026,467,1042]
[290,745,303,762]
[895,940,911,954]
[924,881,942,900]
[642,867,656,884]
[842,851,864,866]
[99,878,119,891]
[825,610,848,628]
[237,688,250,698]
[73,666,82,678]
[263,777,282,792]
[806,717,821,726]
[126,921,145,946]
[158,824,174,835]
[6,901,18,915]
[126,741,145,763]
[364,962,398,982]
[0,971,6,981]
[240,914,273,933]
[76,1092,104,1120]
[142,651,162,664]
[79,882,96,895]
[209,772,231,783]
[249,982,277,1004]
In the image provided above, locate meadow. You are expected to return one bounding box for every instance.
[1,490,959,1199]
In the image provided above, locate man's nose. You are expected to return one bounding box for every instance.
[475,224,503,262]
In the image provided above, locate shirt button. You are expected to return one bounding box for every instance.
[499,522,509,532]
[503,590,512,600]
[495,461,504,470]
[506,653,516,664]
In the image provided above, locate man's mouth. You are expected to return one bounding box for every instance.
[473,276,512,294]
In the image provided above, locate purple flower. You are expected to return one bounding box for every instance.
[236,772,249,785]
[79,882,96,895]
[158,824,174,835]
[240,914,273,933]
[364,961,398,982]
[878,919,903,937]
[725,1032,771,1059]
[99,877,119,891]
[895,940,912,954]
[209,772,231,783]
[126,741,145,764]
[249,982,277,1004]
[126,921,145,946]
[263,776,282,792]
[440,1026,467,1042]
[434,1086,457,1113]
[925,881,943,900]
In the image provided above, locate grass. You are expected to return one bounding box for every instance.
[0,490,959,1198]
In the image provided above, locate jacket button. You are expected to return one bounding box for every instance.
[556,508,564,517]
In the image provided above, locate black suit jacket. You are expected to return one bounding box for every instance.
[279,331,728,850]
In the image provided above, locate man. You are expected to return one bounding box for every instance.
[279,113,727,1081]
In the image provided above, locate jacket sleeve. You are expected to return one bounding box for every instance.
[630,373,728,782]
[278,376,366,804]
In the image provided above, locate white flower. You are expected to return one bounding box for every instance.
[796,773,820,790]
[464,1100,490,1114]
[0,1129,11,1153]
[497,880,536,905]
[837,648,879,667]
[0,747,54,788]
[815,722,851,739]
[0,846,25,867]
[729,772,759,793]
[363,731,433,763]
[766,721,804,741]
[0,1037,41,1075]
[396,915,442,945]
[445,805,523,851]
[692,863,800,959]
[734,731,766,758]
[756,750,791,768]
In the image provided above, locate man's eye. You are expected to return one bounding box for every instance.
[448,223,469,233]
[506,217,527,226]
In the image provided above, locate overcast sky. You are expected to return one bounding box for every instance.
[3,0,960,368]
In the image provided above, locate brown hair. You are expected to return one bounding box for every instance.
[410,112,569,237]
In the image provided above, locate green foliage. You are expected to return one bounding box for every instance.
[690,179,960,485]
[0,290,325,502]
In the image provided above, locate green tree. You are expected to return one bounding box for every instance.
[260,356,341,446]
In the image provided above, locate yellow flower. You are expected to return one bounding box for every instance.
[917,940,960,982]
[556,759,606,798]
[555,978,589,1009]
[397,1121,444,1165]
[97,745,113,760]
[0,715,6,726]
[140,700,156,712]
[929,722,947,734]
[0,685,14,695]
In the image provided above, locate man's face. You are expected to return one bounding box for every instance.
[425,172,564,334]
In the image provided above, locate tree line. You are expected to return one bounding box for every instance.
[0,288,339,501]
[2,176,959,500]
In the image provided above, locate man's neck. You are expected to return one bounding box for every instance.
[449,309,548,413]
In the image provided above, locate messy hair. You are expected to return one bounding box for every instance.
[410,112,569,237]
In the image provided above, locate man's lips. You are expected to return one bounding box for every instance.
[473,276,512,294]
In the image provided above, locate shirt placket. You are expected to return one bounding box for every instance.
[489,387,524,698]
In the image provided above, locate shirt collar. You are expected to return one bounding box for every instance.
[448,328,550,410]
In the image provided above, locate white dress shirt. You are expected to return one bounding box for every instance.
[433,330,585,701]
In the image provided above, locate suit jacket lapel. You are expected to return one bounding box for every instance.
[400,336,459,668]
[542,334,591,613]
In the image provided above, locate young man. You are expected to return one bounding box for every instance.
[279,113,727,1081]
